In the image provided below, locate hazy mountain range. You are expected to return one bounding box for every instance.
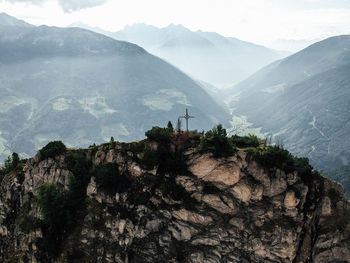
[70,22,285,88]
[0,13,229,160]
[225,35,350,169]
[267,38,320,53]
[1,13,350,195]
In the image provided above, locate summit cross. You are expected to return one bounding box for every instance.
[179,108,195,131]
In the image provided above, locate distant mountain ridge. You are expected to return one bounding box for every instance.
[268,38,320,52]
[0,13,230,161]
[0,12,33,27]
[225,35,350,169]
[0,25,145,63]
[113,23,285,88]
[71,23,284,88]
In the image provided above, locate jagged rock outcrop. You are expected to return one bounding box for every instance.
[0,141,349,263]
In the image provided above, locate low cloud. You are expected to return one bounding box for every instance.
[1,0,46,3]
[58,0,108,12]
[1,0,108,12]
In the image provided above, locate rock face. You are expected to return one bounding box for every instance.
[0,142,349,263]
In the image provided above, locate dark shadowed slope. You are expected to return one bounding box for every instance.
[225,35,350,169]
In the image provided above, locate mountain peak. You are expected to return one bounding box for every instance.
[165,23,190,32]
[123,23,158,31]
[114,22,282,87]
[167,23,186,28]
[0,12,33,27]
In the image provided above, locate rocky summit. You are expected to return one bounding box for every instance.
[0,129,349,263]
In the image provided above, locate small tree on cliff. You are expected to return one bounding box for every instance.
[176,118,182,132]
[167,121,174,132]
[200,124,234,158]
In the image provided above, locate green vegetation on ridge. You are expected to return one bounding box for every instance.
[0,152,27,184]
[39,140,66,160]
[1,124,324,260]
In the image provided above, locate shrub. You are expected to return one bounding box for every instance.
[142,146,158,168]
[188,130,202,146]
[159,176,188,201]
[39,141,66,160]
[37,184,71,257]
[173,131,190,151]
[92,163,132,195]
[66,150,91,185]
[1,153,27,183]
[200,124,234,158]
[253,145,295,173]
[124,141,145,153]
[108,136,117,149]
[167,121,174,132]
[230,134,261,148]
[163,151,187,174]
[37,150,93,258]
[3,152,26,173]
[145,126,173,144]
[11,152,20,168]
[65,150,93,209]
[327,188,342,203]
[17,200,40,233]
[37,184,67,225]
[3,156,12,173]
[253,145,313,177]
[293,157,313,178]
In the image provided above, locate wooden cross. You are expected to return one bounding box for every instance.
[179,108,195,131]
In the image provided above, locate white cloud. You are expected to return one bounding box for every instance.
[0,0,349,44]
[0,0,108,12]
[0,0,45,3]
[57,0,107,13]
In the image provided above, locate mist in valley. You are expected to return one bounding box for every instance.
[1,1,350,262]
[0,0,350,198]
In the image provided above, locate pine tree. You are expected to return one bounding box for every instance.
[12,152,19,169]
[176,118,182,132]
[167,121,174,132]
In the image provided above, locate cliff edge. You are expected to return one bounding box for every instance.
[0,129,349,262]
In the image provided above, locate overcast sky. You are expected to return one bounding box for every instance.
[1,0,350,45]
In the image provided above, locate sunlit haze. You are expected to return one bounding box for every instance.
[1,0,350,46]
